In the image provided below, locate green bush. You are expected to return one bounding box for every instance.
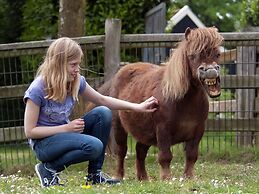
[20,0,58,41]
[241,0,259,27]
[85,0,171,35]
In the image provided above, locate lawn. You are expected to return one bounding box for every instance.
[0,150,258,194]
[1,133,258,193]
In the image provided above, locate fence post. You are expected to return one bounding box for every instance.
[256,66,259,146]
[103,19,121,156]
[104,19,121,82]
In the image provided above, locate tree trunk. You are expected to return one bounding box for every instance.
[58,0,85,37]
[58,0,86,119]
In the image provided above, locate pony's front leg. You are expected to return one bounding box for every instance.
[157,125,173,180]
[184,123,205,178]
[183,140,198,178]
[184,127,204,178]
[135,142,150,180]
[157,147,172,180]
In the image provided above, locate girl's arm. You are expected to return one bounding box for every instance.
[24,99,85,139]
[82,82,158,112]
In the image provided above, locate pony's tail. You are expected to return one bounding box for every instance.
[85,79,117,157]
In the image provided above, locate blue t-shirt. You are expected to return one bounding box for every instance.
[24,75,86,147]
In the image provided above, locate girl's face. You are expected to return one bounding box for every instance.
[67,58,81,82]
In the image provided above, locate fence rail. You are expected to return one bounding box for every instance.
[0,26,259,168]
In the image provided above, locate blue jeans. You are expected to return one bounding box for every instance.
[33,106,112,174]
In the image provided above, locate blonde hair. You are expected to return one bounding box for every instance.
[36,37,83,103]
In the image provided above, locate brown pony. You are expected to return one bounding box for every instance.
[88,27,223,180]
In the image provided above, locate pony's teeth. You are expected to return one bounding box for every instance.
[205,79,216,85]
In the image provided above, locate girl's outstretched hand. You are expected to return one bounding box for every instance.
[138,96,159,112]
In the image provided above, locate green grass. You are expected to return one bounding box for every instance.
[0,135,258,193]
[1,132,257,170]
[0,143,37,171]
[0,154,258,194]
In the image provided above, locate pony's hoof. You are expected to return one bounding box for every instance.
[160,174,171,181]
[137,175,149,181]
[183,173,194,179]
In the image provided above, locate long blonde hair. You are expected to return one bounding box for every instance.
[36,37,83,103]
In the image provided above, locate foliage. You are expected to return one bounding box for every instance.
[20,0,59,41]
[240,0,259,27]
[0,0,249,43]
[0,0,25,43]
[167,0,243,32]
[85,0,171,35]
[20,54,44,83]
[10,0,172,41]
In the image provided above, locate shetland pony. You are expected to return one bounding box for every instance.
[88,27,223,180]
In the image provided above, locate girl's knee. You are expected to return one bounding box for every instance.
[82,138,103,160]
[96,106,112,120]
[92,140,103,159]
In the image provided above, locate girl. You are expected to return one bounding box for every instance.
[24,37,158,187]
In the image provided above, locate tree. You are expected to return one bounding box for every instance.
[20,0,168,40]
[0,0,25,43]
[0,0,247,43]
[85,0,171,35]
[240,0,259,28]
[58,0,86,37]
[20,0,58,41]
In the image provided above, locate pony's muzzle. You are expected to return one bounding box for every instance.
[206,68,219,78]
[198,63,221,98]
[198,64,220,79]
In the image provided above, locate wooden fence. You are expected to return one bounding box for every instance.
[0,19,259,147]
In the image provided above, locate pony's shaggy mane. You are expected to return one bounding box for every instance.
[162,27,223,100]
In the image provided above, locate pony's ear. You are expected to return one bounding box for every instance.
[185,27,192,40]
[212,26,219,31]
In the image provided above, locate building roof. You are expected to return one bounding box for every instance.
[165,5,206,33]
[169,5,205,28]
